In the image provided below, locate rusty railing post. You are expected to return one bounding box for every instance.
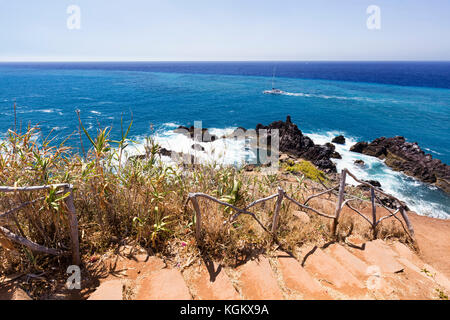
[64,185,81,266]
[332,169,347,237]
[189,194,202,241]
[271,187,284,234]
[370,187,378,239]
[400,206,416,241]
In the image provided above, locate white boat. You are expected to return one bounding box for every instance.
[263,67,285,95]
[263,88,285,95]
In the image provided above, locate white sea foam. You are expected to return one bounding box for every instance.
[124,126,260,171]
[16,108,62,115]
[52,126,68,131]
[147,127,256,167]
[162,122,180,128]
[40,109,54,113]
[90,110,102,115]
[280,91,399,104]
[424,147,443,156]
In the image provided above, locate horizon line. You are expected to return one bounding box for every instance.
[1,59,450,63]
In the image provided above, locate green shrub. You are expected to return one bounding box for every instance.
[283,160,327,182]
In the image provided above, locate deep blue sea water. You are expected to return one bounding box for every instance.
[0,62,449,218]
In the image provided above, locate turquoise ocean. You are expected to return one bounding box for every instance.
[0,62,449,218]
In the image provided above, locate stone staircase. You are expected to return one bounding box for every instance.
[87,239,450,300]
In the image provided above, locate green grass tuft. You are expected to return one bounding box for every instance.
[283,160,327,182]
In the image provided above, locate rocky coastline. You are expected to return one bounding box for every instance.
[154,117,449,195]
[255,116,337,173]
[350,136,450,194]
[169,116,338,173]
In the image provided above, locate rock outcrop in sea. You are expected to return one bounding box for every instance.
[332,135,346,145]
[350,136,450,194]
[256,116,337,172]
[174,126,218,142]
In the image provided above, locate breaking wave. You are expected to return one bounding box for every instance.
[279,91,399,104]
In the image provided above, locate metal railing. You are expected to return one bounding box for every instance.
[187,168,416,243]
[0,184,80,265]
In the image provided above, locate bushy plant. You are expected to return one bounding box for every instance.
[283,160,327,182]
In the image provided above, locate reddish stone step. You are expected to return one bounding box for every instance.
[88,280,124,300]
[360,240,404,274]
[302,247,366,297]
[138,256,167,277]
[351,241,438,298]
[420,264,450,293]
[184,262,240,300]
[238,257,284,300]
[137,269,192,300]
[380,269,438,300]
[389,242,439,285]
[393,257,439,297]
[325,244,369,279]
[114,255,166,280]
[276,251,330,300]
[345,235,366,249]
[390,242,423,267]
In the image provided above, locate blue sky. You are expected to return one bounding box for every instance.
[0,0,449,61]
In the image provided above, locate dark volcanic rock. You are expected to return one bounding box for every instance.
[243,164,256,172]
[159,148,173,157]
[231,127,247,135]
[174,126,218,142]
[325,143,342,159]
[358,180,382,191]
[331,151,342,159]
[378,196,398,210]
[354,159,365,166]
[127,154,146,161]
[191,144,205,152]
[256,116,336,172]
[364,180,382,188]
[128,147,173,161]
[332,135,346,145]
[350,142,369,153]
[256,116,314,155]
[377,195,409,211]
[222,127,247,139]
[350,136,450,193]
